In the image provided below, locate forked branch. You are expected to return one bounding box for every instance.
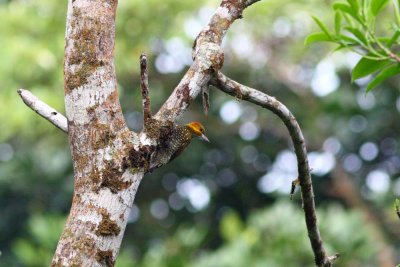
[210,71,338,267]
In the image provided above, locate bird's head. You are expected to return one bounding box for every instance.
[186,122,210,142]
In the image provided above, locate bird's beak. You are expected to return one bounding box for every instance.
[200,134,210,142]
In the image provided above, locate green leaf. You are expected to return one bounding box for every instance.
[333,44,347,51]
[347,0,360,14]
[304,32,332,45]
[370,0,390,16]
[345,27,368,45]
[311,16,333,39]
[340,34,360,43]
[366,64,400,92]
[352,56,392,81]
[333,2,362,22]
[387,30,400,47]
[377,37,391,43]
[333,2,353,14]
[335,11,342,35]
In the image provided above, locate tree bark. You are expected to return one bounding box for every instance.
[50,0,247,266]
[52,1,142,266]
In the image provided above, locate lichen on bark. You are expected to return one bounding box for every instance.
[96,208,121,236]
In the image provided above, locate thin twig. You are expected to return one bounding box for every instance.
[140,53,151,123]
[328,253,340,262]
[245,0,262,8]
[290,178,299,200]
[210,71,337,267]
[17,89,68,133]
[202,85,210,115]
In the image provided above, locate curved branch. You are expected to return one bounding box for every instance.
[210,71,338,267]
[18,89,68,133]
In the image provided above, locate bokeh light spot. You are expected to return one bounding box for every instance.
[311,59,339,97]
[219,101,242,124]
[177,179,210,211]
[239,122,260,141]
[359,142,378,161]
[343,154,362,173]
[366,170,390,194]
[150,199,169,220]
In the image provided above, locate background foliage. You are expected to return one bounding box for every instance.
[306,0,400,92]
[1,0,399,266]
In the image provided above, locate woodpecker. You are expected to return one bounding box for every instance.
[149,122,209,170]
[169,121,210,161]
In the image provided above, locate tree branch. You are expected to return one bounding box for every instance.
[17,89,68,133]
[210,71,338,267]
[202,85,210,115]
[245,0,262,7]
[140,53,152,124]
[154,0,250,121]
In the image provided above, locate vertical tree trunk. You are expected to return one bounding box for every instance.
[52,1,142,265]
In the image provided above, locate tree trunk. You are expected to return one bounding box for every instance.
[52,1,142,265]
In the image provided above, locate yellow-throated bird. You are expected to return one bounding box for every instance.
[169,121,209,161]
[149,122,209,170]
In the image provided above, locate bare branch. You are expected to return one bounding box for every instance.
[210,71,335,267]
[140,53,152,123]
[155,0,250,121]
[245,0,262,7]
[17,89,68,133]
[202,85,210,115]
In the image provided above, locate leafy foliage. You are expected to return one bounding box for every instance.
[306,0,400,91]
[114,202,378,267]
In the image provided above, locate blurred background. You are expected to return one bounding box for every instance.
[1,0,399,266]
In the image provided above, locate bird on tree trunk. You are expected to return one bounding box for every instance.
[149,121,209,170]
[169,121,209,160]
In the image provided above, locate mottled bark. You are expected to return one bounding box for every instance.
[51,0,142,266]
[50,0,253,266]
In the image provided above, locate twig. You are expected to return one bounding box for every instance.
[245,0,262,7]
[210,71,337,267]
[140,53,152,123]
[17,89,68,133]
[202,85,210,115]
[328,254,340,262]
[290,178,299,200]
